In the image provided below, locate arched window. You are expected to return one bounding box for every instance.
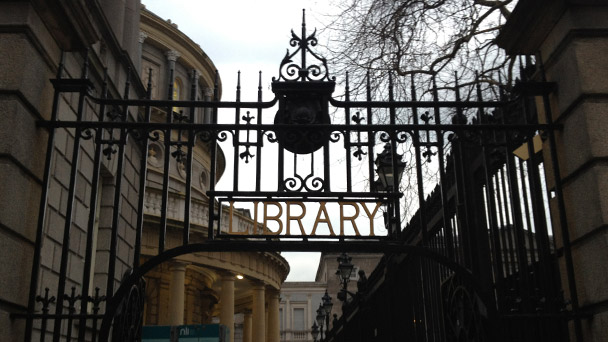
[173,77,182,100]
[172,77,182,114]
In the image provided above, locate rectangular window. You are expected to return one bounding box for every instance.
[293,308,305,331]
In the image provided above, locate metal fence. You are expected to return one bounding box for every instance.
[325,72,575,342]
[18,15,578,342]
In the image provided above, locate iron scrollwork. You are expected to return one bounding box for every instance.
[442,274,487,342]
[111,272,146,342]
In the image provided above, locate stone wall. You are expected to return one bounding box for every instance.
[498,1,608,341]
[0,0,143,340]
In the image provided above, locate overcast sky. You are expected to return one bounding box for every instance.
[142,0,334,101]
[141,0,342,282]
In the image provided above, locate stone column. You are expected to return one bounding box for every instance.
[497,1,608,341]
[137,31,148,73]
[165,50,180,70]
[243,309,253,342]
[203,87,214,124]
[307,294,313,334]
[220,273,235,342]
[284,295,291,341]
[168,261,188,325]
[165,50,180,99]
[252,283,266,342]
[267,289,280,342]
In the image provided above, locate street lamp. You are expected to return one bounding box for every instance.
[321,290,333,333]
[337,253,354,284]
[311,321,319,342]
[374,142,405,191]
[316,303,326,341]
[336,253,356,303]
[374,142,405,236]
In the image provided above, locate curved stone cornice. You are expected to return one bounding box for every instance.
[140,8,221,97]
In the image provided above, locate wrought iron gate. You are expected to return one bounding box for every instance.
[18,12,578,342]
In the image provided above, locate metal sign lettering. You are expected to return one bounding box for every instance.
[225,201,384,237]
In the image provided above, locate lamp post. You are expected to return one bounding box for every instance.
[316,303,326,341]
[374,142,405,236]
[322,290,333,327]
[336,253,356,303]
[374,142,406,191]
[311,321,319,342]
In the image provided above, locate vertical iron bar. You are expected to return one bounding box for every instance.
[36,288,54,342]
[518,159,537,263]
[451,75,473,269]
[277,149,285,191]
[300,9,307,82]
[494,172,512,275]
[494,77,530,304]
[366,73,375,193]
[344,72,353,192]
[53,51,90,342]
[159,67,174,251]
[386,74,401,237]
[476,78,505,312]
[539,68,582,341]
[482,153,506,307]
[233,72,241,191]
[78,69,109,342]
[64,287,76,340]
[410,74,427,244]
[409,74,434,340]
[255,72,263,192]
[183,70,198,245]
[431,76,455,260]
[106,69,131,298]
[134,69,154,268]
[503,135,532,311]
[25,52,65,342]
[521,101,554,311]
[91,287,103,342]
[323,142,331,192]
[499,168,518,277]
[208,70,220,239]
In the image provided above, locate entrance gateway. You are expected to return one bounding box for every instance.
[21,10,576,342]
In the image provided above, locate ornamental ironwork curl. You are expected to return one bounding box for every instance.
[274,10,333,82]
[329,131,343,143]
[127,128,143,141]
[378,131,392,143]
[196,129,233,144]
[283,173,325,192]
[395,131,409,144]
[80,128,95,140]
[148,130,161,142]
[264,131,278,143]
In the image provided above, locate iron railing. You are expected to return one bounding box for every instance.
[16,12,579,342]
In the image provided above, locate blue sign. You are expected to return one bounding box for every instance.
[142,324,229,342]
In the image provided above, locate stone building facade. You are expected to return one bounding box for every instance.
[279,253,382,342]
[138,9,289,342]
[0,1,145,340]
[0,1,288,342]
